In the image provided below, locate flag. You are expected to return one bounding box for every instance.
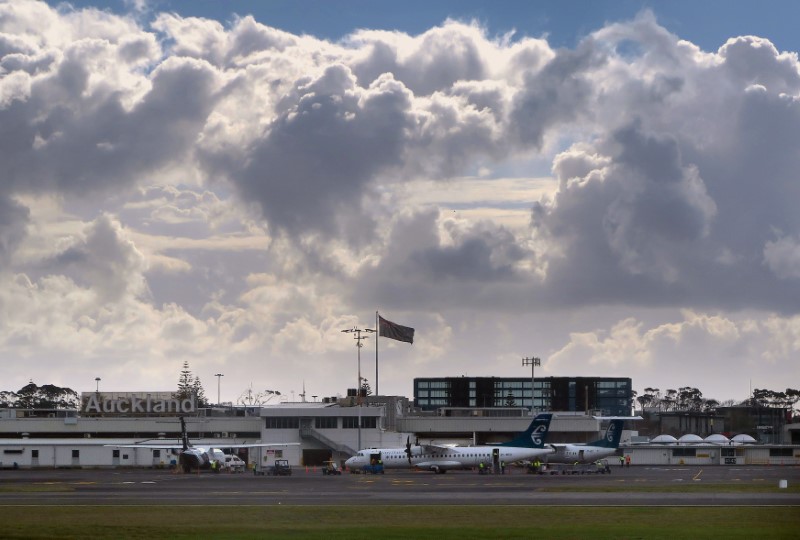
[378,315,414,344]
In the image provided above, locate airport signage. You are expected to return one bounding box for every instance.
[82,394,196,415]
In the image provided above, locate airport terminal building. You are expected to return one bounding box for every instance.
[414,376,633,416]
[1,387,798,469]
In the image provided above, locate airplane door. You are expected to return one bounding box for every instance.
[492,448,500,473]
[578,450,585,463]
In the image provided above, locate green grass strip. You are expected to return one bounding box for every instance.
[2,505,798,539]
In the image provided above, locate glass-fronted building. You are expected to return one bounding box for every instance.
[413,376,633,416]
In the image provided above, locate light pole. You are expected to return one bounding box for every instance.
[521,357,541,414]
[95,377,101,393]
[214,373,223,405]
[342,326,375,451]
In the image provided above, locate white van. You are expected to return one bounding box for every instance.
[223,454,246,472]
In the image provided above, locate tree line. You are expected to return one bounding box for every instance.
[0,361,211,410]
[0,382,79,409]
[634,386,800,414]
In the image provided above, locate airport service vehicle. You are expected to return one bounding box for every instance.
[224,454,246,472]
[345,413,554,474]
[322,461,342,475]
[270,459,292,476]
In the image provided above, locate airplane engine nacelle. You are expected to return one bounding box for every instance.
[179,449,206,472]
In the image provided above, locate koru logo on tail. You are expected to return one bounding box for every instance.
[606,424,616,443]
[531,424,548,446]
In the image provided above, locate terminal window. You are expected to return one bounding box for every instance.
[315,417,337,429]
[265,417,300,429]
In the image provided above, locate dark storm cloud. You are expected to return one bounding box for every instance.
[230,66,412,243]
[351,210,531,310]
[508,43,603,149]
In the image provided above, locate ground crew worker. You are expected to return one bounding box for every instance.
[500,461,506,474]
[619,455,625,467]
[625,455,631,467]
[479,461,485,474]
[534,458,541,474]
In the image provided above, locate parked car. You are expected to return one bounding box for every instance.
[223,454,246,472]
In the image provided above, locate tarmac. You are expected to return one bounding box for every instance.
[1,465,798,507]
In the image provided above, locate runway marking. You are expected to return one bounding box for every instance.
[693,470,703,481]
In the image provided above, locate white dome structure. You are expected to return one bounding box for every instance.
[704,434,730,445]
[651,434,678,444]
[731,433,757,444]
[677,434,703,444]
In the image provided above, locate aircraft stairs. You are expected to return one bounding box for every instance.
[300,426,357,456]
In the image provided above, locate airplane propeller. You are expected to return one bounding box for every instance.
[404,436,412,464]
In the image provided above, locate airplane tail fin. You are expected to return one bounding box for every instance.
[588,419,624,448]
[499,413,552,448]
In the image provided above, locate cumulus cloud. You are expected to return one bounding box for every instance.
[1,2,799,400]
[45,214,148,302]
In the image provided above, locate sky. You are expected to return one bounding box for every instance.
[1,0,799,406]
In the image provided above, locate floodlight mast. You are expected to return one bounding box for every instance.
[342,326,375,451]
[214,373,224,405]
[522,357,541,414]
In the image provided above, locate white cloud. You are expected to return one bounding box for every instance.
[764,235,800,279]
[0,4,798,402]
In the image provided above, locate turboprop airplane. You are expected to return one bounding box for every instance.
[106,417,298,473]
[545,416,641,463]
[345,413,553,474]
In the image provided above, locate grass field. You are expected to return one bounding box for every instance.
[3,505,799,539]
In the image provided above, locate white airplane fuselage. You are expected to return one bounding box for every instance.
[547,444,616,463]
[345,445,553,473]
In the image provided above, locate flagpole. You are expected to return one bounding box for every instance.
[375,310,379,396]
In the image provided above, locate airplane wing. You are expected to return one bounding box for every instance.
[592,416,644,420]
[224,443,300,448]
[104,442,300,449]
[104,443,183,449]
[414,460,463,470]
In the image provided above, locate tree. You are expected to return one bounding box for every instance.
[191,375,208,408]
[0,382,78,409]
[505,392,516,407]
[173,361,208,406]
[360,378,372,398]
[662,389,677,411]
[636,393,652,410]
[237,388,281,406]
[677,387,704,412]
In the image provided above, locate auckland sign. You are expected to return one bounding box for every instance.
[83,394,196,415]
